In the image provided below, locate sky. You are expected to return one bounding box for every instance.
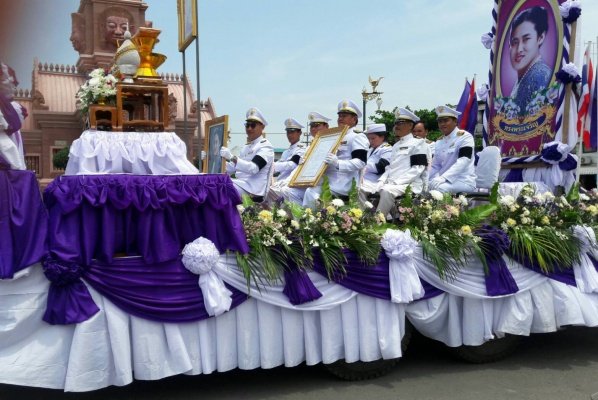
[1,0,597,150]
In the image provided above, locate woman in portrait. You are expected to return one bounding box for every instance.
[508,6,553,116]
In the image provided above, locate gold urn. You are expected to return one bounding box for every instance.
[132,27,167,81]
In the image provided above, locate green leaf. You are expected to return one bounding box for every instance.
[489,182,500,205]
[242,195,255,208]
[321,175,332,205]
[566,182,580,203]
[348,178,359,207]
[401,186,413,208]
[461,204,497,226]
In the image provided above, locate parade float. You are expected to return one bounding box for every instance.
[1,0,598,393]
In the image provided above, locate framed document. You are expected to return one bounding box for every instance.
[177,0,197,52]
[288,126,348,188]
[203,115,229,174]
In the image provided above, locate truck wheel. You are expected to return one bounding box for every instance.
[449,334,522,364]
[325,322,412,381]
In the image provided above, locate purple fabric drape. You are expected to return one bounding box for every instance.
[42,258,99,324]
[503,168,524,183]
[283,266,322,305]
[312,250,443,301]
[477,226,519,296]
[509,251,576,286]
[0,170,48,278]
[44,175,249,265]
[83,256,247,323]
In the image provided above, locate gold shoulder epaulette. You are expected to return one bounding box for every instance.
[457,130,465,136]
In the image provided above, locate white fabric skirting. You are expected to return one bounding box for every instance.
[65,130,199,175]
[0,267,406,392]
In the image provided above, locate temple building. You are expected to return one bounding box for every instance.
[15,0,214,185]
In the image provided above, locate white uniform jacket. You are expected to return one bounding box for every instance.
[326,127,369,195]
[361,142,392,193]
[379,133,429,194]
[274,141,306,181]
[226,136,274,196]
[429,127,476,188]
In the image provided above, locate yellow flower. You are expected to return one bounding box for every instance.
[258,210,273,222]
[349,208,363,219]
[460,225,472,236]
[506,218,516,227]
[326,205,337,215]
[305,208,312,215]
[588,205,598,216]
[541,216,550,225]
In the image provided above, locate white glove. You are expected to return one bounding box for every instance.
[325,153,339,167]
[220,147,233,161]
[429,176,446,189]
[200,150,206,160]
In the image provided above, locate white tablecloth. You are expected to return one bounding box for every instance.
[65,130,199,175]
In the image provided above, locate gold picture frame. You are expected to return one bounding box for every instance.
[177,0,197,52]
[288,126,348,188]
[203,115,229,174]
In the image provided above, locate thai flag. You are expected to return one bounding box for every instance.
[578,43,595,150]
[457,78,478,133]
[588,67,598,151]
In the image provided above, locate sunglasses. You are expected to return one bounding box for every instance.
[310,123,324,128]
[394,120,411,126]
[286,129,301,133]
[245,122,258,129]
[437,117,452,124]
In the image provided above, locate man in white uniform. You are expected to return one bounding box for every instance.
[429,106,476,193]
[303,100,369,208]
[220,107,274,200]
[376,108,429,216]
[269,112,331,205]
[273,118,306,181]
[359,123,392,201]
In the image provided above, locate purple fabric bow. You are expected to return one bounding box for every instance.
[541,144,577,171]
[563,7,581,24]
[556,69,581,85]
[0,93,21,136]
[283,265,323,305]
[476,225,519,296]
[503,168,524,183]
[42,257,100,325]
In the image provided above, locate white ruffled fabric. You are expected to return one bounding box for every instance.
[65,130,199,175]
[406,247,598,346]
[572,226,598,294]
[480,32,494,49]
[182,237,232,316]
[0,266,406,392]
[381,229,425,303]
[559,0,582,17]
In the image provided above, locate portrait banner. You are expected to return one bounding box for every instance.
[203,116,229,174]
[485,0,575,159]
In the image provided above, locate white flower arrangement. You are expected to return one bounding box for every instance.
[75,68,118,114]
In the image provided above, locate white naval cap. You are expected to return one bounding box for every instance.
[337,99,362,118]
[284,117,304,130]
[366,123,387,135]
[246,107,268,126]
[307,111,331,124]
[394,107,420,123]
[435,105,461,119]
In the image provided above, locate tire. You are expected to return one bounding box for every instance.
[449,334,522,364]
[325,322,412,381]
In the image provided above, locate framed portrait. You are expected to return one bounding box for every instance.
[177,0,197,52]
[288,126,348,188]
[203,115,229,174]
[487,0,566,158]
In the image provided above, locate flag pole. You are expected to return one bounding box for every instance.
[194,0,202,172]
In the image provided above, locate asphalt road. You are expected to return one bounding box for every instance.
[2,326,598,400]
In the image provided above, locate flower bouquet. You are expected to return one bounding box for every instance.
[393,188,496,278]
[487,184,580,272]
[75,67,118,114]
[235,178,387,285]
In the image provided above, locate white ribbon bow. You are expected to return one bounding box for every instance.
[572,226,598,294]
[559,0,582,18]
[182,237,233,316]
[381,229,424,303]
[481,32,494,50]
